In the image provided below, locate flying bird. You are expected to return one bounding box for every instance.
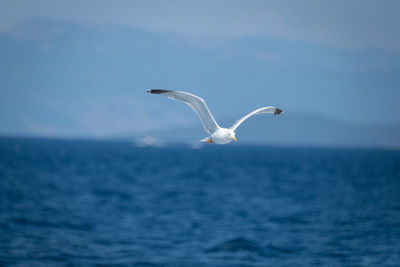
[147,89,282,144]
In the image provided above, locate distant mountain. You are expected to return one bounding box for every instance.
[2,19,400,139]
[1,18,399,143]
[132,112,400,149]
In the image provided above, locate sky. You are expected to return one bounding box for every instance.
[0,0,399,138]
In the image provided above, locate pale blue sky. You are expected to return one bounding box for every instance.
[0,1,399,137]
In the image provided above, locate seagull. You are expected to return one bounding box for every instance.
[147,89,283,144]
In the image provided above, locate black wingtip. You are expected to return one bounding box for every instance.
[147,89,174,94]
[274,108,283,115]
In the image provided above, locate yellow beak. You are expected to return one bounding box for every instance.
[232,137,237,142]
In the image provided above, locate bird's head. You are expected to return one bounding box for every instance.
[229,131,237,142]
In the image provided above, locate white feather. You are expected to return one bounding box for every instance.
[230,106,282,131]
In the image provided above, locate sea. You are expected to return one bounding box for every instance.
[0,137,399,266]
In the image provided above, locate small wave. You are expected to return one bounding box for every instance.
[206,237,261,253]
[12,217,94,231]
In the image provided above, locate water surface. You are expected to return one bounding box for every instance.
[1,138,399,266]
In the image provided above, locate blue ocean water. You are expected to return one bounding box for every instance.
[0,138,399,266]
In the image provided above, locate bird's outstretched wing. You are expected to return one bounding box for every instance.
[230,107,282,131]
[147,89,220,134]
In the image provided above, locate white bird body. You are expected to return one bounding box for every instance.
[209,128,236,144]
[147,89,282,144]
